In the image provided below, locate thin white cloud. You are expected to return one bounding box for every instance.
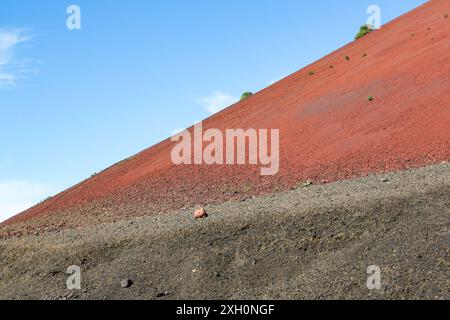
[0,29,32,88]
[171,120,201,137]
[195,90,238,114]
[0,181,58,223]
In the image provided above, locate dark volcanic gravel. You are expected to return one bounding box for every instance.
[0,163,448,300]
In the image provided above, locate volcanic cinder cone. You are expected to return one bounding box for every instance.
[4,0,450,227]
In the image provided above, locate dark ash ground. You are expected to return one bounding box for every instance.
[0,163,449,300]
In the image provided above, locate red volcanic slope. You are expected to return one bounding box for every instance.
[6,0,450,225]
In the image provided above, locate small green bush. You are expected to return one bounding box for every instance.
[240,92,253,101]
[38,196,53,204]
[355,24,373,40]
[345,56,350,61]
[301,180,313,188]
[367,96,374,102]
[309,71,315,76]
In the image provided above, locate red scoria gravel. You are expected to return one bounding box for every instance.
[4,0,450,227]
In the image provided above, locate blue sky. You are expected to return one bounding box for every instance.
[0,0,426,221]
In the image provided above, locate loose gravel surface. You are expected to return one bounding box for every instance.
[0,163,449,300]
